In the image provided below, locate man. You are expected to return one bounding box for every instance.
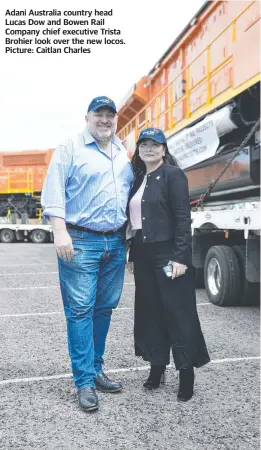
[41,96,134,412]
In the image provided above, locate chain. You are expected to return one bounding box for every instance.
[194,119,260,211]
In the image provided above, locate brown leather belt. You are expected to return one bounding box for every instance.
[66,223,123,236]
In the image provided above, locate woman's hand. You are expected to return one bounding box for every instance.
[127,262,134,274]
[168,261,187,279]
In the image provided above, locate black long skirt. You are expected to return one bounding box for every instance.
[131,232,210,369]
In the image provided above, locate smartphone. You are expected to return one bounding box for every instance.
[162,263,188,278]
[162,264,173,278]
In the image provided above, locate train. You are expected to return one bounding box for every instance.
[116,0,260,203]
[0,149,53,217]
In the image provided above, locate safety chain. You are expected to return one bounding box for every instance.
[194,118,260,211]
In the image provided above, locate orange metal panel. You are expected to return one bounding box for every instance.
[117,1,260,145]
[2,149,53,167]
[233,2,260,88]
[0,170,8,193]
[0,168,33,194]
[0,149,53,194]
[34,166,48,192]
[134,77,149,103]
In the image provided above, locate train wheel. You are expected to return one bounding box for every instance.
[0,229,16,243]
[30,229,47,244]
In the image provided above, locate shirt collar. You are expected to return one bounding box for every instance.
[83,128,122,150]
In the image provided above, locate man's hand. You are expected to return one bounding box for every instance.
[168,261,187,279]
[50,217,74,261]
[127,262,134,274]
[54,230,74,261]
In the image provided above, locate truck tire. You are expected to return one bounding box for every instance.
[204,245,240,306]
[0,229,16,243]
[30,229,47,244]
[232,245,260,306]
[193,268,205,289]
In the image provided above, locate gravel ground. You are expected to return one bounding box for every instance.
[0,243,260,450]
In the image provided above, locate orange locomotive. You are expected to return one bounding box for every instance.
[117,0,260,201]
[117,0,260,151]
[0,149,53,217]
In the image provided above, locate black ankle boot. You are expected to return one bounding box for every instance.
[178,368,194,401]
[143,365,166,389]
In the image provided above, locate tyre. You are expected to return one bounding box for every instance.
[193,267,205,289]
[232,245,260,306]
[204,245,240,306]
[30,229,47,244]
[0,229,16,243]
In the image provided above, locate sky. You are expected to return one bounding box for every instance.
[0,0,205,151]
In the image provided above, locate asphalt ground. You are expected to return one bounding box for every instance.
[0,243,260,450]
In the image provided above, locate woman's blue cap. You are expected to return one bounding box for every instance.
[138,128,167,144]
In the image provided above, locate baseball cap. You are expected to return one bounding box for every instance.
[87,96,117,113]
[138,128,167,144]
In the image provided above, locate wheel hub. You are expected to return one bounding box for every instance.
[207,258,221,296]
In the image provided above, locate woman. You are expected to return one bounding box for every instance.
[127,127,210,402]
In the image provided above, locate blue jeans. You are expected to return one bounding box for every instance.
[57,229,126,391]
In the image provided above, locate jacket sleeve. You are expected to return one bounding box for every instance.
[168,168,192,265]
[127,238,135,262]
[41,141,72,219]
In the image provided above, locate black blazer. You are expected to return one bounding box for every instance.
[128,163,192,265]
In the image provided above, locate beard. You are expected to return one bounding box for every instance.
[89,125,116,142]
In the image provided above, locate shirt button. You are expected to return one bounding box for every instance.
[142,217,145,220]
[144,236,147,239]
[146,185,148,187]
[142,200,145,202]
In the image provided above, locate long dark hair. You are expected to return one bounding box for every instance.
[131,142,178,178]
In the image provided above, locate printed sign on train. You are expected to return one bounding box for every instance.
[167,117,220,170]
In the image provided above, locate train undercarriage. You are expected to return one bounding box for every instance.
[0,194,39,218]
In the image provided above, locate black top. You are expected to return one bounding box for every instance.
[128,163,192,265]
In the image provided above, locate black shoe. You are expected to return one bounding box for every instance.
[143,365,166,389]
[78,387,99,412]
[177,368,194,402]
[95,372,122,393]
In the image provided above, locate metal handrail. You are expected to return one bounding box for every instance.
[0,169,34,193]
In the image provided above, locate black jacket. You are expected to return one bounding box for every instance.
[128,163,192,265]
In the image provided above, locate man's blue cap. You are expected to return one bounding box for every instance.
[87,96,117,113]
[138,127,167,144]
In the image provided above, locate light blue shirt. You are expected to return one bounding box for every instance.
[41,129,134,231]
